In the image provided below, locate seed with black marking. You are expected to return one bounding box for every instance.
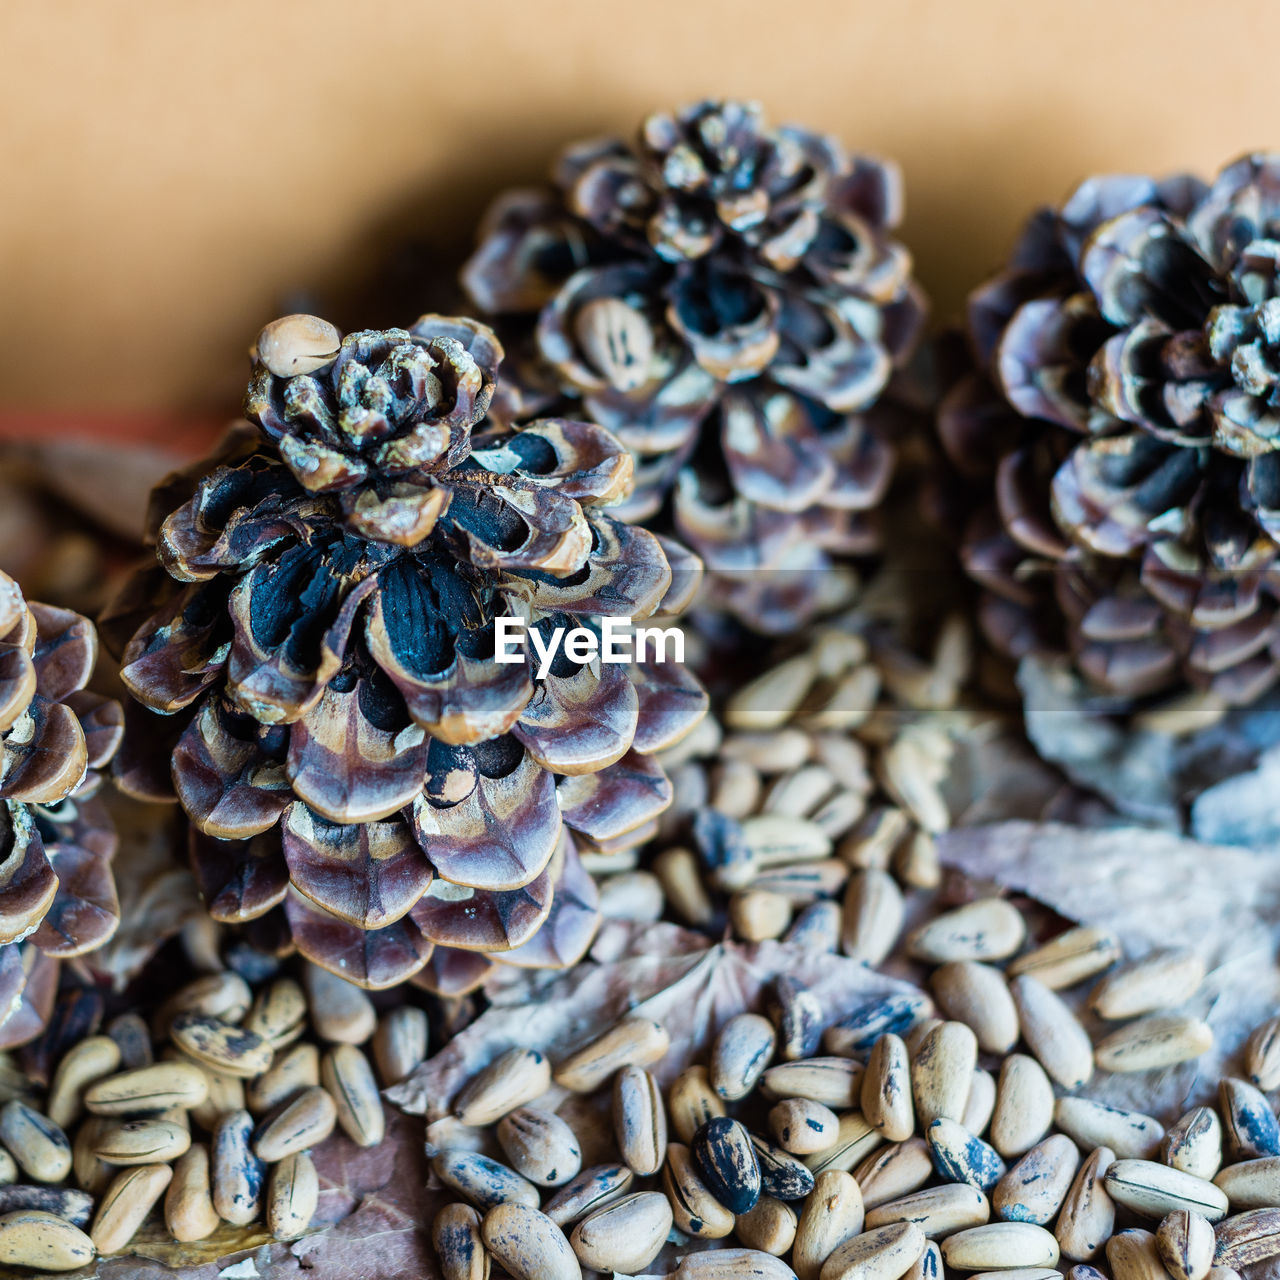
[554,1017,669,1092]
[750,1132,816,1201]
[497,1108,582,1188]
[992,1134,1079,1225]
[670,1067,727,1144]
[570,1191,673,1273]
[0,1186,93,1229]
[1102,1160,1228,1222]
[912,1022,977,1129]
[770,1098,840,1155]
[536,1160,634,1233]
[825,994,932,1057]
[1155,1209,1215,1280]
[1056,1146,1115,1264]
[481,1202,580,1280]
[0,1104,72,1184]
[1007,926,1122,990]
[432,1203,489,1280]
[322,1045,384,1148]
[1093,1016,1212,1074]
[1219,1078,1280,1160]
[907,898,1026,964]
[169,1014,273,1079]
[673,1245,800,1279]
[454,1048,551,1126]
[93,1119,190,1166]
[927,1118,1007,1192]
[84,1063,208,1117]
[613,1066,666,1176]
[663,1142,735,1239]
[822,1219,928,1280]
[244,978,307,1050]
[693,1116,762,1214]
[794,1169,865,1280]
[711,1014,777,1101]
[1165,1108,1224,1181]
[774,977,825,1061]
[211,1110,264,1227]
[1054,1098,1164,1161]
[252,1086,337,1162]
[266,1152,318,1241]
[1245,1017,1280,1092]
[865,1183,991,1238]
[1212,1207,1280,1268]
[864,1034,915,1142]
[856,1138,935,1210]
[432,1150,541,1212]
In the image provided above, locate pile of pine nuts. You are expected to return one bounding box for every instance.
[589,622,974,945]
[0,961,429,1271]
[428,894,1280,1280]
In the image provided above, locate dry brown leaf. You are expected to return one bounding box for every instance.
[938,820,1280,1116]
[1019,655,1280,836]
[391,920,924,1121]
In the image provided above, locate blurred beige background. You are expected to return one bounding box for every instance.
[1,0,1275,421]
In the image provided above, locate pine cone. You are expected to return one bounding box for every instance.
[625,610,974,945]
[462,99,926,633]
[109,314,707,989]
[0,570,123,1046]
[941,155,1280,708]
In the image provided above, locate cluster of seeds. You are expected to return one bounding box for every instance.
[427,893,1280,1280]
[589,621,972,941]
[0,961,429,1271]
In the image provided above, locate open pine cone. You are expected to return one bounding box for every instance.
[940,154,1280,709]
[107,314,707,989]
[462,98,926,633]
[0,570,123,1047]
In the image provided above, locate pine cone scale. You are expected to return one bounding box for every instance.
[280,805,432,931]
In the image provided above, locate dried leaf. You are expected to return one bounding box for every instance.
[1191,743,1280,846]
[390,919,923,1121]
[1019,656,1280,836]
[1017,656,1181,826]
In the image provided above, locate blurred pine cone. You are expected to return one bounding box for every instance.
[0,570,123,1046]
[618,608,976,949]
[107,314,707,989]
[462,99,926,633]
[940,155,1280,709]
